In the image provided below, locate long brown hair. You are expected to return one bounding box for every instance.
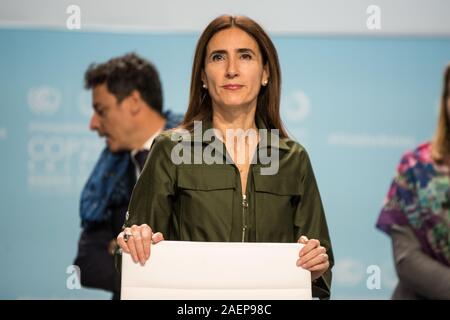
[180,15,288,138]
[431,64,450,162]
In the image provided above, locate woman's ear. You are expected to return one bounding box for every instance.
[201,70,207,88]
[262,63,270,85]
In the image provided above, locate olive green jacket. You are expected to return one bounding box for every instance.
[124,119,334,299]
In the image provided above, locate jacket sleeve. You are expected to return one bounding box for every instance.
[124,134,177,237]
[294,148,334,299]
[391,224,450,299]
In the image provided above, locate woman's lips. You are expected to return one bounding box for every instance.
[222,84,244,90]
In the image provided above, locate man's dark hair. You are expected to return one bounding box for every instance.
[84,53,163,113]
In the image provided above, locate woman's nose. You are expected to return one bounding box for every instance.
[225,57,239,78]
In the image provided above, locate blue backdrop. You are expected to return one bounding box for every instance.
[1,28,449,299]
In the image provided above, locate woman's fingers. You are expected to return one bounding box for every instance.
[309,260,330,272]
[125,229,139,263]
[131,225,148,265]
[117,225,163,265]
[297,252,329,269]
[117,231,130,253]
[152,232,164,244]
[298,245,326,266]
[298,237,320,257]
[296,236,328,274]
[141,224,153,260]
[298,235,308,244]
[122,225,145,264]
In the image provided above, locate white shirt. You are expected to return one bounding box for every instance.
[130,129,162,178]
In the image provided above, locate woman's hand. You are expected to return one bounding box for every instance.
[297,235,329,281]
[117,224,164,265]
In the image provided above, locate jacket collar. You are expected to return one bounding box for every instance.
[197,115,290,151]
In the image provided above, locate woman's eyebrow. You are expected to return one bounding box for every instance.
[236,48,256,55]
[209,49,227,57]
[208,48,256,56]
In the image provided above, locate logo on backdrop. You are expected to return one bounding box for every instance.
[284,90,311,123]
[282,89,311,144]
[27,86,102,193]
[28,86,61,115]
[327,132,415,148]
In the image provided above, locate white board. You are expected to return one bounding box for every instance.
[121,241,311,300]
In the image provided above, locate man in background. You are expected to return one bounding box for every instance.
[74,53,182,299]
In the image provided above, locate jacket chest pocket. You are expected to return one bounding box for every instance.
[177,166,235,241]
[253,173,303,241]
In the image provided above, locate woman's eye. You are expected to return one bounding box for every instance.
[212,54,224,62]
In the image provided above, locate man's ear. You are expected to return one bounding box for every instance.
[126,90,141,115]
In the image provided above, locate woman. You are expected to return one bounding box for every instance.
[117,15,334,299]
[376,64,450,299]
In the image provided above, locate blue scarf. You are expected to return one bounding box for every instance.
[80,111,183,228]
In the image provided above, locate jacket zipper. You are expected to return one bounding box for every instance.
[241,194,248,242]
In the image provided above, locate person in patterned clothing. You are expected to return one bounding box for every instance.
[377,64,450,299]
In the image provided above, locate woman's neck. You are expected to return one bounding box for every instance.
[212,104,258,137]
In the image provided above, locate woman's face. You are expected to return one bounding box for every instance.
[202,27,269,111]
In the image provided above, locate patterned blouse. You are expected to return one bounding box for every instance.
[376,142,450,266]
